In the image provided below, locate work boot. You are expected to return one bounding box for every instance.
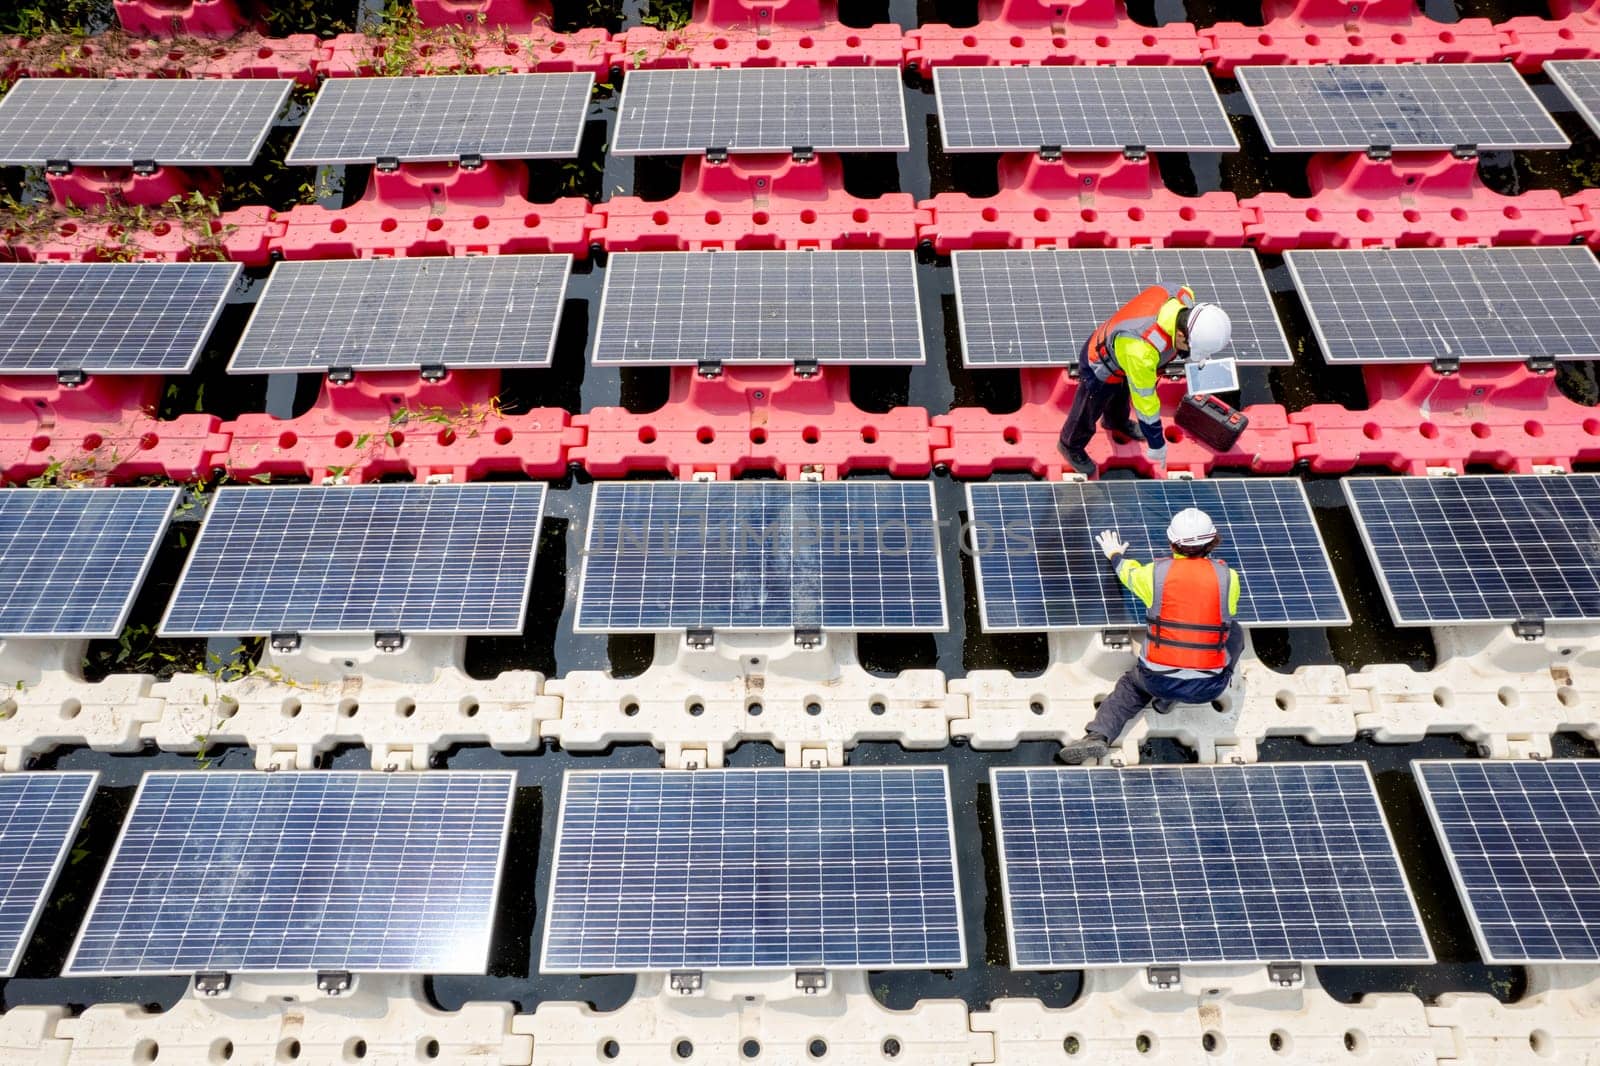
[1056,732,1110,764]
[1057,441,1096,477]
[1152,698,1176,715]
[1104,419,1140,441]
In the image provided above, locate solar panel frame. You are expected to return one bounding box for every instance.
[574,481,949,634]
[952,249,1293,367]
[286,73,594,165]
[965,479,1350,632]
[540,766,966,973]
[1547,60,1600,140]
[0,78,293,167]
[932,66,1239,153]
[1415,759,1600,965]
[1284,248,1600,365]
[1342,474,1600,627]
[0,262,242,376]
[159,483,547,638]
[591,251,926,366]
[0,772,99,977]
[0,488,181,639]
[229,254,573,374]
[64,770,515,976]
[992,763,1434,968]
[611,68,911,156]
[1235,63,1569,152]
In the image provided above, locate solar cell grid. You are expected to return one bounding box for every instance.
[934,66,1238,153]
[160,483,546,637]
[287,73,593,165]
[592,251,925,366]
[0,78,292,166]
[575,481,947,633]
[542,767,965,972]
[1285,248,1600,365]
[0,262,241,376]
[965,479,1348,631]
[952,249,1292,367]
[230,255,572,373]
[1235,64,1568,151]
[1343,474,1600,626]
[1416,760,1600,964]
[0,488,180,638]
[992,764,1433,967]
[612,68,909,155]
[0,773,98,977]
[1547,60,1600,140]
[65,771,514,975]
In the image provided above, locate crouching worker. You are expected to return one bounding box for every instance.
[1058,507,1246,764]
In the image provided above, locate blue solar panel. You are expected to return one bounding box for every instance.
[66,771,514,976]
[0,773,98,977]
[1344,474,1600,626]
[575,482,948,633]
[966,479,1348,631]
[160,483,546,637]
[1416,760,1600,964]
[992,764,1432,967]
[0,488,180,638]
[542,768,965,972]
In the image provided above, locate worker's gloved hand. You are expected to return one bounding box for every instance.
[1095,530,1128,561]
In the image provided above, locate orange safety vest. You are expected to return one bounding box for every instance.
[1144,556,1235,672]
[1086,284,1193,384]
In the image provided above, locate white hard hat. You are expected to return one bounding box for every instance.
[1184,303,1232,359]
[1167,507,1218,548]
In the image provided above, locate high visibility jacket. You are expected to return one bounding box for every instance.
[1133,556,1237,672]
[1085,284,1195,437]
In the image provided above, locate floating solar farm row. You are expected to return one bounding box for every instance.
[5,759,1591,976]
[4,475,1600,640]
[0,64,1578,165]
[7,247,1600,376]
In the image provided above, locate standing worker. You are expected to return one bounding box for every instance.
[1057,284,1232,478]
[1058,508,1246,763]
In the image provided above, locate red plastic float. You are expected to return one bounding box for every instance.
[919,154,1243,251]
[1569,189,1600,247]
[44,167,215,210]
[1293,365,1600,474]
[573,368,933,480]
[1201,0,1502,75]
[593,155,923,251]
[315,26,611,77]
[0,34,322,85]
[111,0,258,37]
[410,0,552,31]
[1499,0,1600,70]
[905,0,1203,76]
[615,0,903,69]
[6,206,275,266]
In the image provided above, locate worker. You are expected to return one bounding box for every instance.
[1057,284,1232,478]
[1058,508,1246,763]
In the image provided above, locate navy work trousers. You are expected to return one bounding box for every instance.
[1057,345,1133,455]
[1087,622,1246,742]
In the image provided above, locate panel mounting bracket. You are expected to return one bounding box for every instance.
[1450,144,1479,159]
[686,628,715,650]
[375,631,405,652]
[1430,355,1460,375]
[1038,145,1063,161]
[794,627,823,649]
[1122,145,1147,161]
[44,159,71,175]
[696,357,723,378]
[55,368,87,387]
[1512,617,1545,642]
[1101,628,1132,650]
[1525,354,1556,373]
[420,363,448,382]
[1146,965,1180,989]
[328,366,356,384]
[130,159,159,176]
[1365,145,1393,161]
[375,155,401,172]
[270,632,302,653]
[705,147,729,164]
[792,146,815,163]
[194,972,230,996]
[317,970,353,995]
[669,970,702,994]
[793,357,820,377]
[1267,962,1303,987]
[795,970,827,993]
[459,153,484,169]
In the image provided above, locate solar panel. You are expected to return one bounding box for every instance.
[0,773,98,977]
[965,479,1348,631]
[160,483,546,637]
[934,66,1238,153]
[0,262,241,376]
[1235,64,1568,152]
[230,255,572,374]
[287,73,592,165]
[1285,248,1600,366]
[953,249,1292,367]
[0,488,180,638]
[65,771,513,976]
[542,767,964,972]
[1547,60,1600,139]
[1416,759,1600,964]
[575,481,947,633]
[592,251,925,367]
[0,78,291,167]
[612,68,909,156]
[1343,474,1600,626]
[993,764,1432,967]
